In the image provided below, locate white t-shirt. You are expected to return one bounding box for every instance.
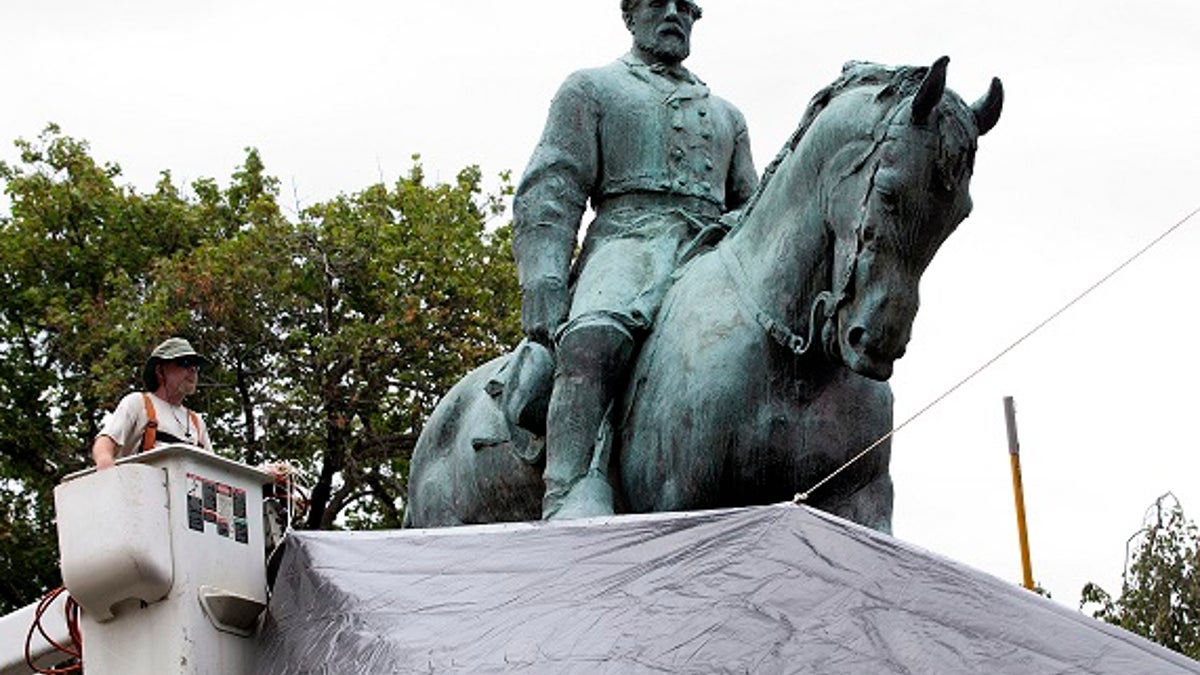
[97,392,211,458]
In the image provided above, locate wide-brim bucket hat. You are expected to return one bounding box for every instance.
[142,337,210,391]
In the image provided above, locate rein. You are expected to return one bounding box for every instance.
[717,244,834,358]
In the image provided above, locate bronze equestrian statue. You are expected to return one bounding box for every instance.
[403,3,1003,531]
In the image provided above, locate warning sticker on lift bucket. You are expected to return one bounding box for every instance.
[186,473,250,544]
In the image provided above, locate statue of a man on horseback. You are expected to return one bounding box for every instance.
[403,0,1003,530]
[512,0,759,519]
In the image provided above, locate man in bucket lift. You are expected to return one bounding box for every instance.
[92,337,211,469]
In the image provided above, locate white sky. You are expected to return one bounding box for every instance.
[4,0,1199,608]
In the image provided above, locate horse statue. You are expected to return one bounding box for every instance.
[403,57,1003,531]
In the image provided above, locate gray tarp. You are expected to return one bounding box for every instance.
[255,504,1200,674]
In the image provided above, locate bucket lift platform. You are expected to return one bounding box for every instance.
[52,445,272,674]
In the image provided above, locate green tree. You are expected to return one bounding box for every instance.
[277,163,519,529]
[1080,494,1200,660]
[0,127,521,612]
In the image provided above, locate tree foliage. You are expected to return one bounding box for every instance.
[1080,494,1200,660]
[0,126,521,612]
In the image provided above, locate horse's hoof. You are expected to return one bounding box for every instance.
[545,471,615,521]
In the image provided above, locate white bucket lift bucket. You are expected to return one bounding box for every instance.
[54,444,273,675]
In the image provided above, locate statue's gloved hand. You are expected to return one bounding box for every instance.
[521,276,569,347]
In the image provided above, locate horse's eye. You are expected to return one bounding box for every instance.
[876,189,899,213]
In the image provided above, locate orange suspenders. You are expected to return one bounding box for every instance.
[141,393,158,452]
[190,410,203,447]
[140,393,204,451]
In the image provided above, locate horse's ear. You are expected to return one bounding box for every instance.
[911,55,950,125]
[972,77,1004,136]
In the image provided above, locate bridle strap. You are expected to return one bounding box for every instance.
[826,149,887,318]
[718,245,834,358]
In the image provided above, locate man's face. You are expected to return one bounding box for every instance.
[159,358,201,398]
[627,0,699,65]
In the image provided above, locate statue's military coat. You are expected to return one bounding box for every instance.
[513,53,758,333]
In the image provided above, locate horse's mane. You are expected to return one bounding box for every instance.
[732,61,941,228]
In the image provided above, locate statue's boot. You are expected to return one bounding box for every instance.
[542,322,632,520]
[552,469,615,520]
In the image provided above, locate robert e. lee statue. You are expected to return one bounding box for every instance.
[512,0,758,519]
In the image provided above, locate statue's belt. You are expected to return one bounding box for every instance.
[595,193,722,219]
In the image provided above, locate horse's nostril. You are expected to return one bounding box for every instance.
[847,326,866,348]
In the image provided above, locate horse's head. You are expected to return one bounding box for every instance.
[818,57,1003,380]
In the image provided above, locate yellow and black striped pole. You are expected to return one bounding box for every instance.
[1003,396,1035,591]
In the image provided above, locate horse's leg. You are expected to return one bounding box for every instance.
[823,468,894,534]
[799,370,895,533]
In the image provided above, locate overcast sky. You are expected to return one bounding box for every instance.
[4,0,1199,608]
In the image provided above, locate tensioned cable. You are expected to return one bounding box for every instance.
[796,204,1200,502]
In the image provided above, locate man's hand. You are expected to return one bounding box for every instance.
[258,461,293,481]
[521,276,569,347]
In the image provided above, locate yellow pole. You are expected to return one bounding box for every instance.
[1004,396,1035,591]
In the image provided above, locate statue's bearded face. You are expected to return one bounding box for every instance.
[626,0,699,65]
